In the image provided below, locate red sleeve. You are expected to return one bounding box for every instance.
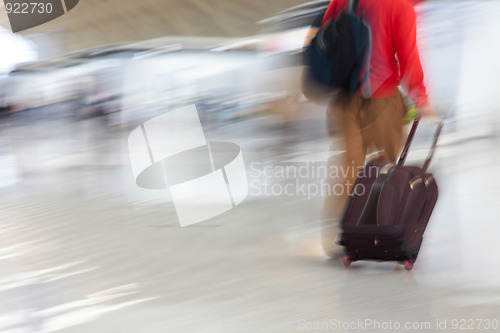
[393,0,429,108]
[321,0,343,27]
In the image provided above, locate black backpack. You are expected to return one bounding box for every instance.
[302,0,370,98]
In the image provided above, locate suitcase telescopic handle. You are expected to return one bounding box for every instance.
[422,119,444,173]
[397,113,421,167]
[397,112,447,171]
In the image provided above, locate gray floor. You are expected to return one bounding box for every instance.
[0,107,499,333]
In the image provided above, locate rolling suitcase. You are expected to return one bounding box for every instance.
[339,115,444,270]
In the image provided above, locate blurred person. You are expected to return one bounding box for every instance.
[319,0,435,257]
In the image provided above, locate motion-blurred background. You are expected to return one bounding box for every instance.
[0,1,500,332]
[1,0,306,52]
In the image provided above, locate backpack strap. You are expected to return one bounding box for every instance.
[359,72,369,88]
[349,0,361,14]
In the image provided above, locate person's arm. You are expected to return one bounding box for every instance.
[393,0,430,109]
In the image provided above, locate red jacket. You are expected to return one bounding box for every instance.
[321,0,429,107]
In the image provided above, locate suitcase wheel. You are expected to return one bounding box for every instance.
[403,260,415,271]
[342,255,353,268]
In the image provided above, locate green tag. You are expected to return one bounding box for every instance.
[404,106,417,122]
